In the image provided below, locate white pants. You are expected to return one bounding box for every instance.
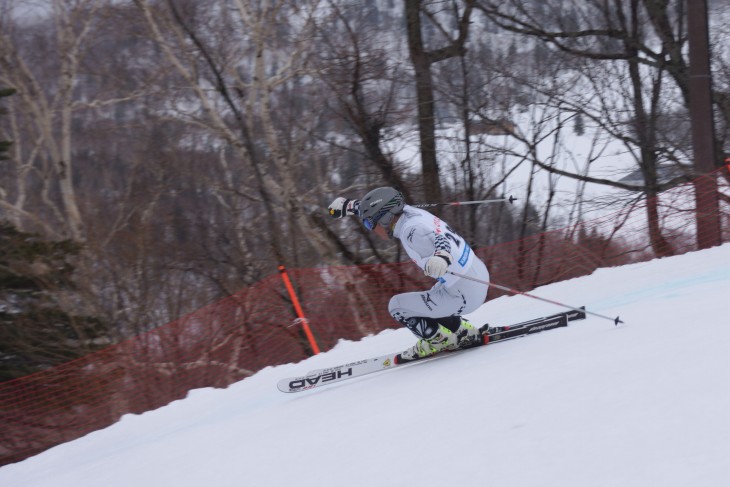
[388,258,489,338]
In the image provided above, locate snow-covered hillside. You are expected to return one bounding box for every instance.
[2,244,730,487]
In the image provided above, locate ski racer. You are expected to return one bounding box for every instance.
[328,187,490,361]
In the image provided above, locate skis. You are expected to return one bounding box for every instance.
[276,308,586,393]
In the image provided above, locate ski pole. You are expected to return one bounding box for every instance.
[413,195,516,208]
[450,271,623,325]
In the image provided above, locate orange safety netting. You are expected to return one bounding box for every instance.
[1,168,729,465]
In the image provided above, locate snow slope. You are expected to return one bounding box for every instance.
[2,244,730,487]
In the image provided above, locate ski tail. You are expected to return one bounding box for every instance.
[482,307,585,343]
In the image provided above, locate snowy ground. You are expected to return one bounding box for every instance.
[2,244,730,487]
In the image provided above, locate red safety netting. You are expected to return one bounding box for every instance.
[1,167,728,465]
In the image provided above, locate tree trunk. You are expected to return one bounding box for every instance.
[405,0,441,200]
[645,193,673,257]
[686,0,721,249]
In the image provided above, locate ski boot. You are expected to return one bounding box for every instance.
[398,325,457,362]
[449,318,482,349]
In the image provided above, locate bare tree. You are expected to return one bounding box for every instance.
[405,0,475,201]
[0,1,109,240]
[312,2,413,195]
[473,0,723,256]
[131,0,351,272]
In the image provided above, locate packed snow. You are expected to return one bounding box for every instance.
[2,243,730,487]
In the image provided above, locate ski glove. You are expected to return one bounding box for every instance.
[424,250,453,278]
[328,197,360,218]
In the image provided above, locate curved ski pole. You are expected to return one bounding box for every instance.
[450,271,623,325]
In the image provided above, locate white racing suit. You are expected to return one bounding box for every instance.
[388,205,490,339]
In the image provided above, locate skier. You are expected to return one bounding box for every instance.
[328,187,490,361]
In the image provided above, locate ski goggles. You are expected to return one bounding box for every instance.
[362,210,394,231]
[362,215,379,231]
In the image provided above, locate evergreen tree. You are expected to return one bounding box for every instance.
[0,224,108,381]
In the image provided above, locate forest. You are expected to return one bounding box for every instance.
[1,0,728,381]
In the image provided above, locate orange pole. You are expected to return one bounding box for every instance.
[278,266,320,355]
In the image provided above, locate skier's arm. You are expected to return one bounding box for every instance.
[423,219,454,279]
[403,219,454,279]
[328,197,360,218]
[424,249,452,278]
[424,231,454,278]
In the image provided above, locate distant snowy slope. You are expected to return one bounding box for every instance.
[2,244,730,487]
